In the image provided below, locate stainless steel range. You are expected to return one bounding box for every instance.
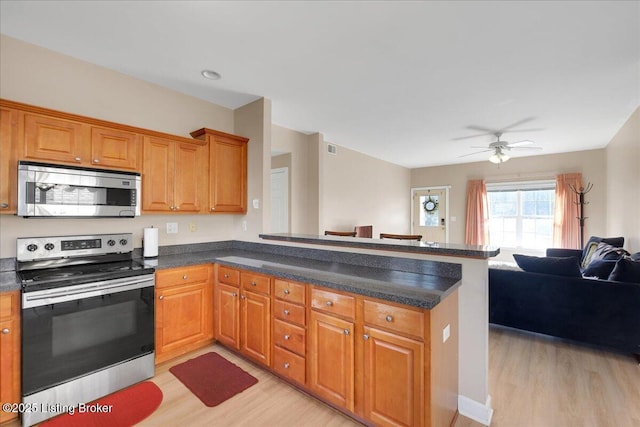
[17,233,155,427]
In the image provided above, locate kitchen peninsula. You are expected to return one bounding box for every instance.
[1,237,497,426]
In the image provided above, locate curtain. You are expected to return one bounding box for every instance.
[553,173,583,249]
[464,179,489,245]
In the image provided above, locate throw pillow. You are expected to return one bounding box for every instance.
[588,242,629,263]
[513,254,582,277]
[608,258,640,283]
[582,259,618,279]
[581,236,624,267]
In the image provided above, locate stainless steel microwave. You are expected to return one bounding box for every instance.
[18,161,141,218]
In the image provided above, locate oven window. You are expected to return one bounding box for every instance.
[22,287,154,396]
[52,301,136,357]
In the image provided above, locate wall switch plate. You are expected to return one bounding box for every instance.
[166,222,178,234]
[252,199,260,209]
[242,220,247,231]
[189,223,197,232]
[450,216,457,222]
[443,324,451,343]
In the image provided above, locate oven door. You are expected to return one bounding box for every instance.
[21,275,154,396]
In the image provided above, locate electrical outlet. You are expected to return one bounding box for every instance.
[189,223,197,232]
[442,324,450,343]
[242,220,247,231]
[166,222,178,234]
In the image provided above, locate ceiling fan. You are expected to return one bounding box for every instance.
[459,132,542,164]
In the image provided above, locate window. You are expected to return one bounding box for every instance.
[487,181,555,250]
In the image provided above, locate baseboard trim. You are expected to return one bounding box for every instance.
[458,394,494,426]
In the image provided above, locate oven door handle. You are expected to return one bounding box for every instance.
[22,275,155,309]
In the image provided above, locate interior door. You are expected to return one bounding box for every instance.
[270,167,289,233]
[413,188,447,243]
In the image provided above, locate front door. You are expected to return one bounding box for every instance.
[412,187,448,243]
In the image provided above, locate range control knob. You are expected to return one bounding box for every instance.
[44,243,55,251]
[27,244,38,252]
[119,239,128,246]
[107,240,116,246]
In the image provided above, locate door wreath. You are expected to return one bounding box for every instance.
[422,196,439,214]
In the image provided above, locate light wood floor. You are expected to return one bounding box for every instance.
[10,325,639,427]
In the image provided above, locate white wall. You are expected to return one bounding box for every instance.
[0,35,265,257]
[605,107,640,253]
[320,142,411,237]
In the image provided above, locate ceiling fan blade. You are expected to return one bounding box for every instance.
[509,146,543,151]
[499,117,536,131]
[500,128,545,133]
[465,125,498,134]
[451,133,493,141]
[507,140,534,147]
[458,149,493,158]
[470,145,491,148]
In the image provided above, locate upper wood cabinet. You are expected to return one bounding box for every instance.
[23,113,141,171]
[0,107,19,214]
[190,128,248,214]
[142,136,208,213]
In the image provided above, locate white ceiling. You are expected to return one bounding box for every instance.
[1,1,638,168]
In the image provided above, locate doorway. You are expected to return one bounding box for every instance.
[270,167,289,233]
[412,186,449,243]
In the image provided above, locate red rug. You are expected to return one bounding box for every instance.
[169,352,258,407]
[40,381,162,427]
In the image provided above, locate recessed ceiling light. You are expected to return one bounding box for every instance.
[201,70,221,80]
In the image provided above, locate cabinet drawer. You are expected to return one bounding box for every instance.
[273,346,306,385]
[0,291,19,320]
[241,271,271,295]
[311,287,355,320]
[274,279,306,304]
[274,300,306,327]
[218,265,240,286]
[156,265,211,288]
[364,299,424,339]
[273,319,306,356]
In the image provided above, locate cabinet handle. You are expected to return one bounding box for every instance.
[283,289,290,295]
[385,315,393,322]
[170,206,175,210]
[159,295,164,300]
[326,301,333,307]
[210,207,215,211]
[343,329,350,336]
[363,334,369,340]
[232,292,238,297]
[1,202,8,209]
[1,328,9,334]
[74,156,81,162]
[224,274,229,278]
[241,295,246,300]
[284,334,290,341]
[183,275,188,280]
[93,159,100,163]
[251,281,257,287]
[283,362,290,369]
[283,309,290,316]
[175,206,180,210]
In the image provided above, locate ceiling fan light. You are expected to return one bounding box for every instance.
[489,152,510,164]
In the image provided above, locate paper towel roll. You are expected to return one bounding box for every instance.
[143,227,159,258]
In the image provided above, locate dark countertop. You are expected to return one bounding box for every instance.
[259,233,500,259]
[2,244,462,309]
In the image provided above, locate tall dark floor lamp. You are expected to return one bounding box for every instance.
[568,182,593,248]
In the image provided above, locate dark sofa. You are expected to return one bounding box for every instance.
[489,236,640,355]
[489,267,640,355]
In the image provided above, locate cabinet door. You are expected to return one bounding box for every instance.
[0,292,20,424]
[91,126,140,171]
[142,136,174,212]
[209,136,247,213]
[23,113,88,164]
[309,310,354,411]
[240,290,271,366]
[215,282,240,350]
[0,108,18,213]
[363,326,424,427]
[174,141,207,213]
[155,281,213,362]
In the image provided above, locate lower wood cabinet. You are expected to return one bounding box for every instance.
[155,265,214,364]
[0,291,20,424]
[308,309,355,411]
